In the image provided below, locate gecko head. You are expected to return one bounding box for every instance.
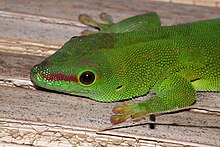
[30,33,135,102]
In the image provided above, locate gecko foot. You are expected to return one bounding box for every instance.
[78,12,114,35]
[111,102,148,124]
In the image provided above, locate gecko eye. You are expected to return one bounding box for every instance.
[79,71,95,85]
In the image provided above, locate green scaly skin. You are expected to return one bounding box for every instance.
[30,12,220,124]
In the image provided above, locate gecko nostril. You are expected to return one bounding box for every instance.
[30,64,45,80]
[31,64,41,74]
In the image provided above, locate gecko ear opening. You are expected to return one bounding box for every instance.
[116,85,123,90]
[79,71,95,85]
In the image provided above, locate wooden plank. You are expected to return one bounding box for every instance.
[0,0,220,146]
[0,14,81,45]
[1,86,220,146]
[0,0,219,44]
[1,118,216,147]
[0,0,219,22]
[0,52,220,146]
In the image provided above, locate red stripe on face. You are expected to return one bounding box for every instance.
[43,73,78,83]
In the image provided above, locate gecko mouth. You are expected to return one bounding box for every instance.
[31,64,77,86]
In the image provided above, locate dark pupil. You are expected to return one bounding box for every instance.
[80,71,95,85]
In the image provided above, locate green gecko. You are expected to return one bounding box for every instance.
[30,12,220,124]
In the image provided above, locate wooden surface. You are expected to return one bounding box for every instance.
[155,0,220,8]
[0,0,220,146]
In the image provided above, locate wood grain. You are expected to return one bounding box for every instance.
[0,0,219,146]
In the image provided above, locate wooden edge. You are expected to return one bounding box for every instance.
[0,10,83,27]
[0,118,212,147]
[0,37,59,57]
[0,77,34,89]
